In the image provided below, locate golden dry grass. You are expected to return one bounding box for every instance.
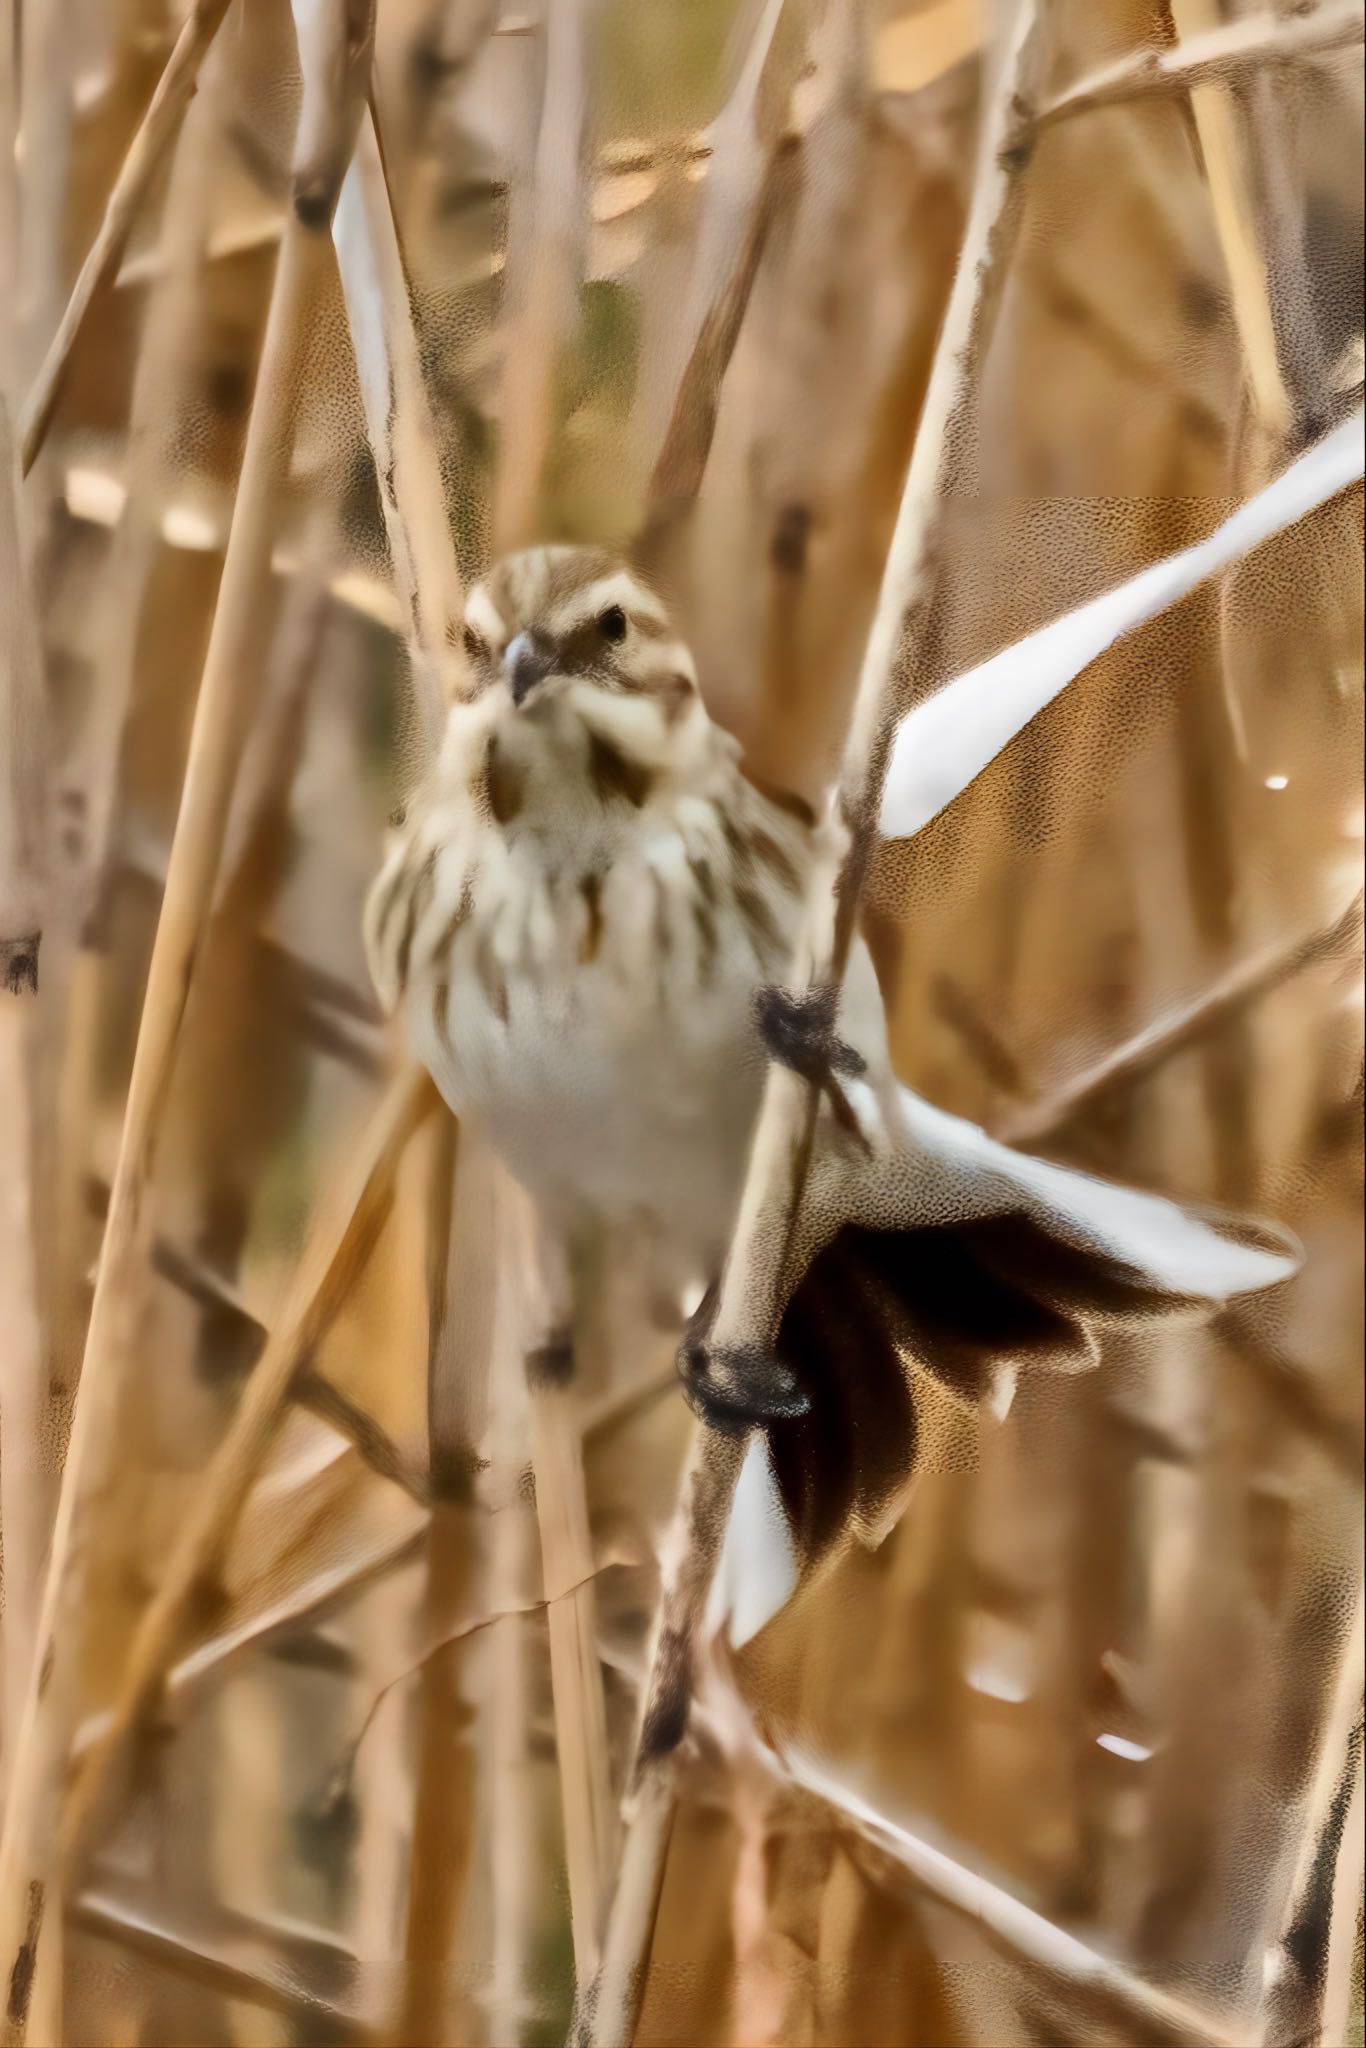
[0,2,1361,2045]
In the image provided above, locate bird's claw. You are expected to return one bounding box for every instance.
[677,1332,810,1433]
[755,983,865,1084]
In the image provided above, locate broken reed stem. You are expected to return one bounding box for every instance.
[528,1365,619,1981]
[491,0,599,554]
[1166,0,1293,443]
[1030,2,1365,137]
[56,1065,436,1889]
[999,888,1364,1146]
[780,1748,1248,2048]
[0,8,374,2018]
[637,0,806,560]
[579,9,1044,2044]
[0,395,48,1789]
[17,0,233,475]
[639,137,794,533]
[0,216,330,2038]
[1261,1593,1365,2043]
[332,101,467,759]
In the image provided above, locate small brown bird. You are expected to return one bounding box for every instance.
[366,546,1296,1560]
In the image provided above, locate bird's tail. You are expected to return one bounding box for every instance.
[759,1094,1299,1571]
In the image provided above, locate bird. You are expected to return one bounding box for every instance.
[365,544,1298,1565]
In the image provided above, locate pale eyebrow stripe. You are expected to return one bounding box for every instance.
[555,571,669,635]
[465,586,507,646]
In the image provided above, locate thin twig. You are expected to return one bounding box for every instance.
[332,101,467,762]
[491,0,599,553]
[1166,0,1293,441]
[1030,3,1365,137]
[17,0,234,475]
[1260,1595,1365,2045]
[56,1065,436,1889]
[0,12,374,2024]
[1000,889,1364,1145]
[779,1746,1249,2048]
[70,1888,380,2039]
[0,391,47,1784]
[579,9,1045,2043]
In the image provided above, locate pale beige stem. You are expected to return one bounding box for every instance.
[0,390,47,1783]
[581,10,1045,2042]
[332,102,468,760]
[1167,0,1294,442]
[17,0,234,475]
[1031,4,1365,136]
[0,8,374,2019]
[491,0,599,554]
[529,1364,618,1981]
[56,1065,435,1885]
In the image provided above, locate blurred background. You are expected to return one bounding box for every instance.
[0,0,1362,2043]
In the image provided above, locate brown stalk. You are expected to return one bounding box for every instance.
[637,0,804,558]
[1030,4,1365,138]
[0,9,374,2024]
[528,1330,619,1979]
[17,0,234,476]
[332,102,468,760]
[578,8,1046,2043]
[639,138,794,530]
[780,1747,1248,2048]
[999,888,1364,1146]
[1165,0,1293,444]
[70,1887,379,2040]
[55,1063,436,1886]
[0,393,47,1784]
[394,1119,490,2048]
[491,0,600,554]
[1259,1594,1365,2045]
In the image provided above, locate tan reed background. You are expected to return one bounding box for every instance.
[0,1,1361,2045]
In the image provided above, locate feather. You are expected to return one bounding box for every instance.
[878,411,1364,841]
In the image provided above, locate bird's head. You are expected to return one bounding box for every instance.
[452,546,715,797]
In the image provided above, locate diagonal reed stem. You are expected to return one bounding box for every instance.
[17,0,234,476]
[0,7,375,2030]
[1030,3,1365,138]
[578,6,1046,2042]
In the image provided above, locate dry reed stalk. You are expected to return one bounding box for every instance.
[1318,1744,1364,2048]
[394,1120,489,2048]
[0,389,48,1788]
[332,102,467,759]
[62,54,224,945]
[640,141,793,524]
[486,1191,538,2048]
[0,435,45,1839]
[16,0,234,476]
[52,1061,434,1874]
[0,22,376,2009]
[659,0,791,384]
[70,1887,377,2041]
[579,10,1045,2043]
[1260,1593,1365,2043]
[637,0,806,559]
[528,1349,618,1981]
[779,1747,1247,2048]
[491,0,599,554]
[1031,3,1365,137]
[999,887,1364,1146]
[1166,0,1293,445]
[71,1520,427,1765]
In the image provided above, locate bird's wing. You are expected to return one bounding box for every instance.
[709,1065,1299,1641]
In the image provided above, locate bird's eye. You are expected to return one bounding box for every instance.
[598,605,627,643]
[463,624,485,661]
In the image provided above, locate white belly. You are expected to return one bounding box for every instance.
[403,843,777,1267]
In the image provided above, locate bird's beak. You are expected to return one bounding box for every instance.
[505,631,559,708]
